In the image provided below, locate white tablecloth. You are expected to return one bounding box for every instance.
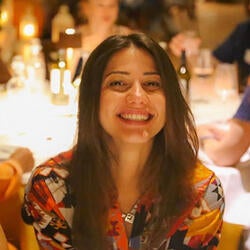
[0,88,77,183]
[199,150,250,227]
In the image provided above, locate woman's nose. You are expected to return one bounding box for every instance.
[126,82,148,104]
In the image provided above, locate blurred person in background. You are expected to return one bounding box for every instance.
[38,0,133,81]
[71,0,133,82]
[198,76,250,166]
[0,224,8,250]
[40,0,79,39]
[76,0,132,54]
[212,0,250,93]
[0,147,34,202]
[40,0,200,62]
[119,0,201,58]
[70,0,201,81]
[0,148,34,250]
[198,0,250,165]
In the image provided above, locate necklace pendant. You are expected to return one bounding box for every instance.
[121,203,138,224]
[124,212,135,224]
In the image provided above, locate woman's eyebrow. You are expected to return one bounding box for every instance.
[105,71,160,77]
[144,71,160,76]
[105,71,129,77]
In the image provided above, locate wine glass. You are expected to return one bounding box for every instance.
[6,55,27,94]
[214,63,238,102]
[193,48,214,77]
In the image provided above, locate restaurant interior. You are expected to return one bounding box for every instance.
[0,0,249,249]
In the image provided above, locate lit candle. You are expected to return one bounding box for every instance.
[50,69,61,94]
[50,68,71,105]
[66,47,74,70]
[63,69,71,95]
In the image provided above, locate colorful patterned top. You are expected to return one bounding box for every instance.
[22,150,224,249]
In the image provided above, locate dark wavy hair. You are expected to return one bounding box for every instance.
[69,33,199,249]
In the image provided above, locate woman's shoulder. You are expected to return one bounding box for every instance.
[27,150,73,185]
[233,19,250,35]
[23,150,75,236]
[193,161,215,183]
[176,163,224,248]
[237,19,250,29]
[193,162,224,209]
[193,162,223,199]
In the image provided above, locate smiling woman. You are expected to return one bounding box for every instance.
[22,33,224,250]
[100,47,166,145]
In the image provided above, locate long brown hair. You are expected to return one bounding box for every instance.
[69,33,199,249]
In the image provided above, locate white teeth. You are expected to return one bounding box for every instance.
[120,113,149,121]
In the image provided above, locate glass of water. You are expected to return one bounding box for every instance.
[214,63,238,101]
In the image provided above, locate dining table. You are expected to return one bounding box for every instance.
[0,72,249,229]
[0,82,78,183]
[190,74,250,229]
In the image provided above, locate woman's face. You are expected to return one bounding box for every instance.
[83,0,119,26]
[99,47,166,145]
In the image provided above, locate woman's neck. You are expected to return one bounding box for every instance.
[112,142,151,181]
[80,23,117,52]
[87,21,116,36]
[110,142,152,209]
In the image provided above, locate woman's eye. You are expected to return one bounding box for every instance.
[109,81,124,86]
[143,81,161,91]
[108,81,129,91]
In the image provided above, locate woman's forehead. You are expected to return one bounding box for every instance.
[102,47,158,76]
[88,0,118,5]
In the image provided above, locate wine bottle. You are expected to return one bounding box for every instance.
[51,5,75,43]
[177,50,191,103]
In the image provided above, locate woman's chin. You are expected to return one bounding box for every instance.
[116,132,153,145]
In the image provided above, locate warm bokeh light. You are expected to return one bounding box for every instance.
[19,22,38,39]
[23,24,36,37]
[0,9,9,26]
[19,7,38,40]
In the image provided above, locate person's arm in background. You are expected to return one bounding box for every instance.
[0,224,8,250]
[212,22,241,63]
[168,31,201,57]
[0,148,34,201]
[198,83,250,166]
[198,119,250,166]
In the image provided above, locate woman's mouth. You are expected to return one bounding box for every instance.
[118,113,153,121]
